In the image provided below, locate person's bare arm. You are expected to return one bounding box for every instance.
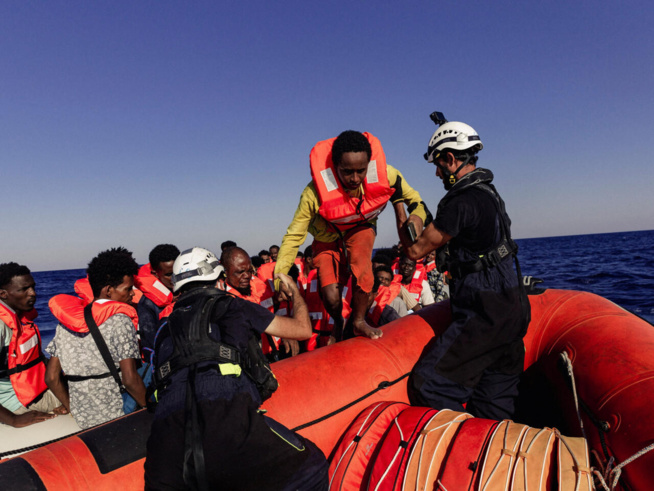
[120,358,146,408]
[45,355,70,413]
[0,405,54,427]
[265,273,311,340]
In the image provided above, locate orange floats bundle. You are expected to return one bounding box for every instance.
[329,403,592,490]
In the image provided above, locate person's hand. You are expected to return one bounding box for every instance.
[275,273,297,303]
[282,339,300,357]
[11,411,55,428]
[407,215,424,238]
[53,405,69,415]
[327,335,337,346]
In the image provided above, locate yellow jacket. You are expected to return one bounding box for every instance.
[274,165,427,283]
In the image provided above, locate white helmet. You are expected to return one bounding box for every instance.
[425,121,483,163]
[171,247,222,293]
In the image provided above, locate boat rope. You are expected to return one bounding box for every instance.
[290,372,410,432]
[591,443,654,490]
[559,352,587,441]
[558,351,614,463]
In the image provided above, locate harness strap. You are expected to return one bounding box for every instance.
[83,302,126,394]
[66,372,116,382]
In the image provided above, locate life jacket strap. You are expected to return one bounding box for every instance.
[0,354,45,378]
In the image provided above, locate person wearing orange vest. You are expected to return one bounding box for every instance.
[274,130,430,344]
[221,247,300,359]
[269,244,280,262]
[0,263,67,428]
[393,255,435,312]
[367,265,407,327]
[135,244,180,353]
[45,247,146,429]
[256,255,276,292]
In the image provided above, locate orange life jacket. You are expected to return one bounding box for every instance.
[302,270,352,351]
[49,295,139,333]
[256,261,276,292]
[134,264,173,308]
[367,282,402,326]
[310,132,394,231]
[224,277,278,354]
[74,277,143,305]
[393,270,424,302]
[302,270,332,351]
[424,260,436,273]
[0,302,47,407]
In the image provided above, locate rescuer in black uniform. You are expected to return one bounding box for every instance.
[399,113,530,420]
[144,247,328,490]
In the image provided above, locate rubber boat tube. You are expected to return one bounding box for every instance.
[0,290,652,490]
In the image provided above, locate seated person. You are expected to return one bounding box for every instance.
[144,247,328,490]
[258,250,272,264]
[45,247,146,429]
[135,244,180,352]
[220,247,284,358]
[269,244,280,262]
[368,265,407,327]
[393,255,435,311]
[424,250,449,302]
[250,255,264,275]
[0,262,66,427]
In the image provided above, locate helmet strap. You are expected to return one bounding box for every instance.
[438,153,472,190]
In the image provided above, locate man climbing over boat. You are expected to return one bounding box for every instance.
[45,247,147,429]
[274,130,430,344]
[400,113,531,420]
[144,247,328,490]
[0,263,67,428]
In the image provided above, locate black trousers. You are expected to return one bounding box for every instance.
[144,393,328,490]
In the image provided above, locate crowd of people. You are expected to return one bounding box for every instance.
[1,115,529,490]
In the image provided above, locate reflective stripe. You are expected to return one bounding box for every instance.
[218,363,242,377]
[153,280,170,296]
[310,279,319,293]
[276,308,288,316]
[19,334,38,355]
[261,297,274,309]
[366,160,379,184]
[320,168,339,192]
[309,312,323,320]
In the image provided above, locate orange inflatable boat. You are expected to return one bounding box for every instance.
[1,289,652,490]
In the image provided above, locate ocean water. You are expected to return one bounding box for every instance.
[31,230,653,347]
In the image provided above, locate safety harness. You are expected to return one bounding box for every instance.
[435,169,518,280]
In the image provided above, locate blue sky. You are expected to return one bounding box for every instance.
[2,1,653,271]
